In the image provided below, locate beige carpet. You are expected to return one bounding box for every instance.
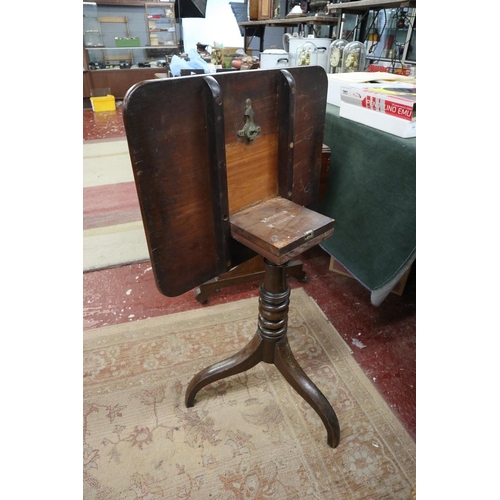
[83,139,149,272]
[83,288,416,499]
[83,140,133,188]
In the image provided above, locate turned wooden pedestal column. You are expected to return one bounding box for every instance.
[185,258,340,448]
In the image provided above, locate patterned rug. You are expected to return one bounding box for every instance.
[83,139,148,272]
[84,288,416,499]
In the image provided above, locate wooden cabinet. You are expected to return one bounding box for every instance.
[249,0,273,20]
[145,2,178,49]
[87,68,166,99]
[83,72,92,98]
[83,47,92,98]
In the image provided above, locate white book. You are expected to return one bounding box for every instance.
[326,72,416,107]
[339,100,416,139]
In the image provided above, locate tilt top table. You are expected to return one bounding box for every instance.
[123,66,340,447]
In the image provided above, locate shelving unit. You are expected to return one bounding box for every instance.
[144,2,179,56]
[83,3,104,48]
[83,2,168,100]
[327,0,416,69]
[99,16,135,65]
[364,8,415,61]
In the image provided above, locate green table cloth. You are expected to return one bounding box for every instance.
[319,104,416,306]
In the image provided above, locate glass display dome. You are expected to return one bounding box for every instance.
[341,41,367,73]
[295,41,319,67]
[328,39,348,73]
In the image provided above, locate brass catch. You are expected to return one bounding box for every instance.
[237,98,261,141]
[304,230,314,241]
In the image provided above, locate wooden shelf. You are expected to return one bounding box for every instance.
[86,46,178,50]
[238,16,340,52]
[239,16,340,28]
[327,0,416,14]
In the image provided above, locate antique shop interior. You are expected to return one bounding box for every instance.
[83,0,417,496]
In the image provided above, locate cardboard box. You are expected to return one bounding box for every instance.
[340,84,416,121]
[339,101,416,138]
[220,47,251,68]
[367,62,413,76]
[327,72,416,107]
[326,75,344,106]
[90,95,116,112]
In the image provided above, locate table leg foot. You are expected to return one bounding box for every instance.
[185,331,264,407]
[274,338,340,448]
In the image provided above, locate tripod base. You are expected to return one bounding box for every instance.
[185,259,340,448]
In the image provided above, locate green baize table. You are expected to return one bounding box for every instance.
[319,104,416,306]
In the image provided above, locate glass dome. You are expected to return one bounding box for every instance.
[295,41,319,67]
[341,41,367,73]
[328,39,348,73]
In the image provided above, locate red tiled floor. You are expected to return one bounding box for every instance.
[83,102,125,141]
[83,105,416,441]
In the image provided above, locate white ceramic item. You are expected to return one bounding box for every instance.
[259,49,290,69]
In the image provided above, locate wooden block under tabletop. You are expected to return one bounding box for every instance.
[230,197,335,265]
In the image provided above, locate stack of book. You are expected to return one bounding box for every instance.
[339,83,416,138]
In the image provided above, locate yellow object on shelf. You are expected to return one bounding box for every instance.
[90,95,116,112]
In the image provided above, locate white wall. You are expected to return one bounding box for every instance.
[182,0,245,52]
